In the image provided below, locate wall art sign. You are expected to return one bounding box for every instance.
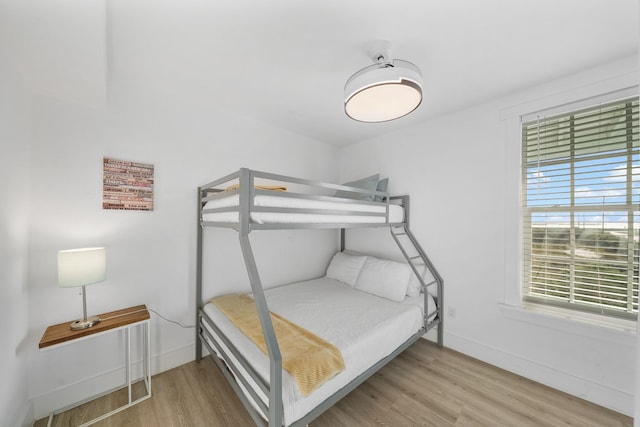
[103,157,154,211]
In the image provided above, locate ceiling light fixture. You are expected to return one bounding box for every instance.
[344,48,423,123]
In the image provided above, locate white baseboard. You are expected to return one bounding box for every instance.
[31,342,195,421]
[444,332,634,417]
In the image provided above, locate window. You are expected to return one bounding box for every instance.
[521,97,639,319]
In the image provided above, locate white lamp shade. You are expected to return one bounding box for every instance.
[58,247,106,287]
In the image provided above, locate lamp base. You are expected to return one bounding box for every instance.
[70,316,101,330]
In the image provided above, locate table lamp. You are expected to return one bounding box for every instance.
[58,247,106,330]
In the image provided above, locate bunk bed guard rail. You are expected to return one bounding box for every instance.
[198,168,404,231]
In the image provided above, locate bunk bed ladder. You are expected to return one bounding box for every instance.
[390,224,444,347]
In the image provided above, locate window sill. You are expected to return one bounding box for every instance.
[499,302,636,347]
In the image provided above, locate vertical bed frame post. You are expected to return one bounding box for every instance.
[237,168,284,427]
[196,187,204,362]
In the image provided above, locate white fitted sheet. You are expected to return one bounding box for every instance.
[202,194,404,224]
[202,277,429,426]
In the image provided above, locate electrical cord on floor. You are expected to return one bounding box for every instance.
[99,307,195,328]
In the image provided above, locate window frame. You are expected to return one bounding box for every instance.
[520,97,638,320]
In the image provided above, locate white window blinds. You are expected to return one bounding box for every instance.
[521,97,639,319]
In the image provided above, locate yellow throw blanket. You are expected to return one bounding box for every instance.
[225,183,287,192]
[211,293,345,396]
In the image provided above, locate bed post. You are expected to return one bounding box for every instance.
[238,168,284,427]
[196,187,203,362]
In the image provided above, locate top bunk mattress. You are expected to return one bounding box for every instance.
[202,277,431,426]
[201,193,405,224]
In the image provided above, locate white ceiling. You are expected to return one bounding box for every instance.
[1,0,638,146]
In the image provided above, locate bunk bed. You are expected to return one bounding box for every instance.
[196,168,443,427]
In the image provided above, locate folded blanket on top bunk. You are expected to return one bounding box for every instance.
[211,293,345,396]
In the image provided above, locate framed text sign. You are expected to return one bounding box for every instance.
[103,157,154,211]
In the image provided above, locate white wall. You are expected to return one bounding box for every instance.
[0,54,33,425]
[637,325,640,426]
[25,80,340,419]
[339,55,639,416]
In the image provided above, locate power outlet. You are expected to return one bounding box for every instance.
[447,306,456,319]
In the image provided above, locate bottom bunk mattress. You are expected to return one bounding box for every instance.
[201,277,432,425]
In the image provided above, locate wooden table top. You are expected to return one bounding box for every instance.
[39,304,150,349]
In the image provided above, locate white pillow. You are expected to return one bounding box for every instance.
[407,265,437,298]
[326,252,368,287]
[355,257,410,302]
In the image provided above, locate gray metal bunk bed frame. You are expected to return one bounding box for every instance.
[195,168,443,427]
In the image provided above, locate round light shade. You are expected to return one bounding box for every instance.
[58,247,106,287]
[344,59,423,123]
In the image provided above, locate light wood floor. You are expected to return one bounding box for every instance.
[35,339,632,426]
